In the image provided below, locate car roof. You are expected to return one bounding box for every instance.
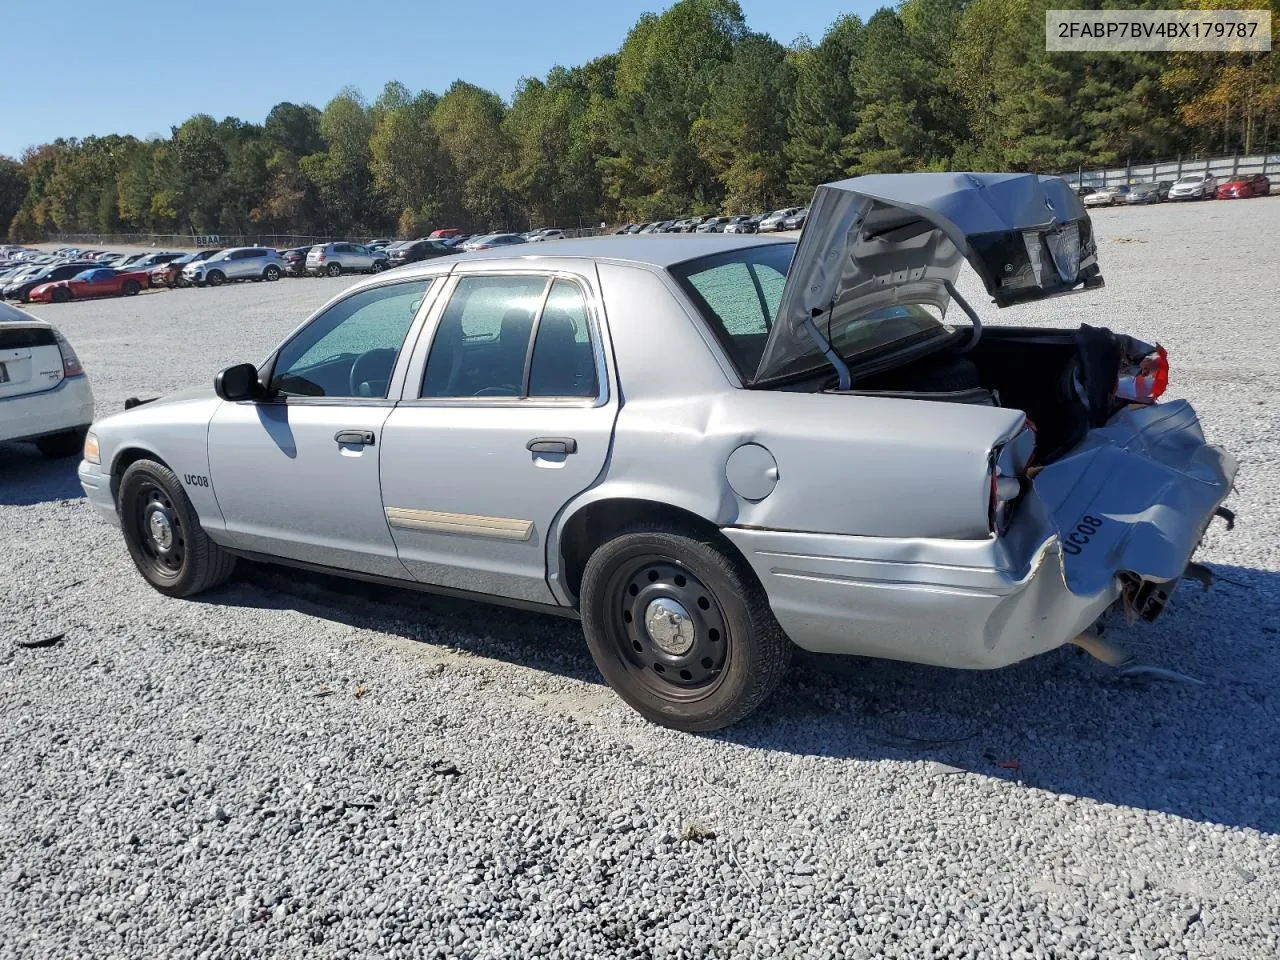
[0,303,50,325]
[455,233,786,267]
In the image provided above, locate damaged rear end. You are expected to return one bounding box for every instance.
[739,172,1237,667]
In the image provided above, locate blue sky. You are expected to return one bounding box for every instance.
[0,0,881,159]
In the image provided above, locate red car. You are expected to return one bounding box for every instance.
[29,267,150,303]
[1216,174,1272,199]
[429,228,462,239]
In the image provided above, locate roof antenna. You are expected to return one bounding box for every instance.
[802,301,851,390]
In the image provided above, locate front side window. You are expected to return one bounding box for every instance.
[270,279,431,399]
[420,275,598,400]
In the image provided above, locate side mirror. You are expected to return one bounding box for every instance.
[214,363,266,402]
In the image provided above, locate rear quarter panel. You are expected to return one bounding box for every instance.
[566,262,1025,542]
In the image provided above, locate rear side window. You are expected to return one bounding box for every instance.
[0,326,56,349]
[420,276,599,400]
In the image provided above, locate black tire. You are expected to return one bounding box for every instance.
[117,459,236,598]
[122,280,140,296]
[371,260,387,273]
[263,264,281,281]
[325,262,342,277]
[579,523,791,732]
[35,427,87,459]
[207,270,226,286]
[52,287,72,303]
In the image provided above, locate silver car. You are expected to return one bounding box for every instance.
[306,242,390,277]
[78,173,1235,732]
[758,207,800,232]
[182,247,283,287]
[1167,173,1218,200]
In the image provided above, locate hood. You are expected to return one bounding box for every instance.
[758,172,1103,384]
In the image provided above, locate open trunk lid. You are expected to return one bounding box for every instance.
[757,172,1103,384]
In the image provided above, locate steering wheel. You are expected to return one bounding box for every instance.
[348,348,398,398]
[473,384,521,397]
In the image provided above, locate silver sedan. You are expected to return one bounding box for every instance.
[78,173,1235,731]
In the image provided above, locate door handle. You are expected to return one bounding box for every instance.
[334,429,376,446]
[526,437,577,455]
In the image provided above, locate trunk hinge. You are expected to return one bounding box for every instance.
[803,302,852,390]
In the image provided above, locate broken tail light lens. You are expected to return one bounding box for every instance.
[1116,344,1168,403]
[988,421,1035,535]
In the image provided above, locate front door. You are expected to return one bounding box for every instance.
[206,277,436,577]
[380,272,617,604]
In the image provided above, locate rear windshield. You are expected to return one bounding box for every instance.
[670,243,949,382]
[0,325,56,348]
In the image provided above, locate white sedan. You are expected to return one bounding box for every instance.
[0,302,94,457]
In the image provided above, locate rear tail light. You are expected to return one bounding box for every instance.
[1116,344,1168,403]
[52,329,83,377]
[988,419,1036,536]
[316,251,326,261]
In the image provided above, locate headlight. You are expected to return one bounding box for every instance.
[83,432,100,464]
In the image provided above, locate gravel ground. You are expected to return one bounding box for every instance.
[2,201,1279,959]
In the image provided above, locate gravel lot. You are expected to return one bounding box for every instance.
[3,201,1279,959]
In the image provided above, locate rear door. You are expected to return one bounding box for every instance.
[380,267,618,604]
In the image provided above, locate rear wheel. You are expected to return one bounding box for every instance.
[122,280,140,296]
[207,270,226,286]
[579,524,791,732]
[326,262,342,277]
[371,260,387,273]
[118,459,236,597]
[52,287,71,303]
[35,427,86,459]
[263,264,281,281]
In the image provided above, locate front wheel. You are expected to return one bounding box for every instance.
[579,524,791,732]
[206,270,226,286]
[118,459,236,597]
[122,280,140,296]
[52,287,72,303]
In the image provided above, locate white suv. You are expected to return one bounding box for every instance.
[0,303,94,457]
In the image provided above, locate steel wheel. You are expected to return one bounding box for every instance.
[129,479,187,582]
[605,557,729,700]
[580,525,791,731]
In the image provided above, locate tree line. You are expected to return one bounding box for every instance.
[1,0,1276,241]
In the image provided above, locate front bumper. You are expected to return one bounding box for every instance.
[78,459,119,526]
[726,400,1235,670]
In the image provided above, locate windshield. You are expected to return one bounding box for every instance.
[1176,175,1202,183]
[670,243,952,382]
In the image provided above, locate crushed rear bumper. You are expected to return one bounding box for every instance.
[725,400,1235,669]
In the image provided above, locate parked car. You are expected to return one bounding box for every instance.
[1155,181,1174,200]
[614,223,637,235]
[1216,174,1271,199]
[154,250,222,288]
[183,247,284,287]
[306,242,390,277]
[429,228,463,240]
[387,239,457,267]
[279,246,314,277]
[29,267,150,303]
[724,215,764,234]
[3,261,102,302]
[1124,182,1163,205]
[781,208,809,230]
[696,216,734,233]
[1072,184,1095,198]
[529,229,566,242]
[1083,186,1129,207]
[77,172,1235,732]
[461,234,528,252]
[758,207,800,232]
[0,302,94,458]
[124,252,186,274]
[1167,173,1218,200]
[367,239,393,250]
